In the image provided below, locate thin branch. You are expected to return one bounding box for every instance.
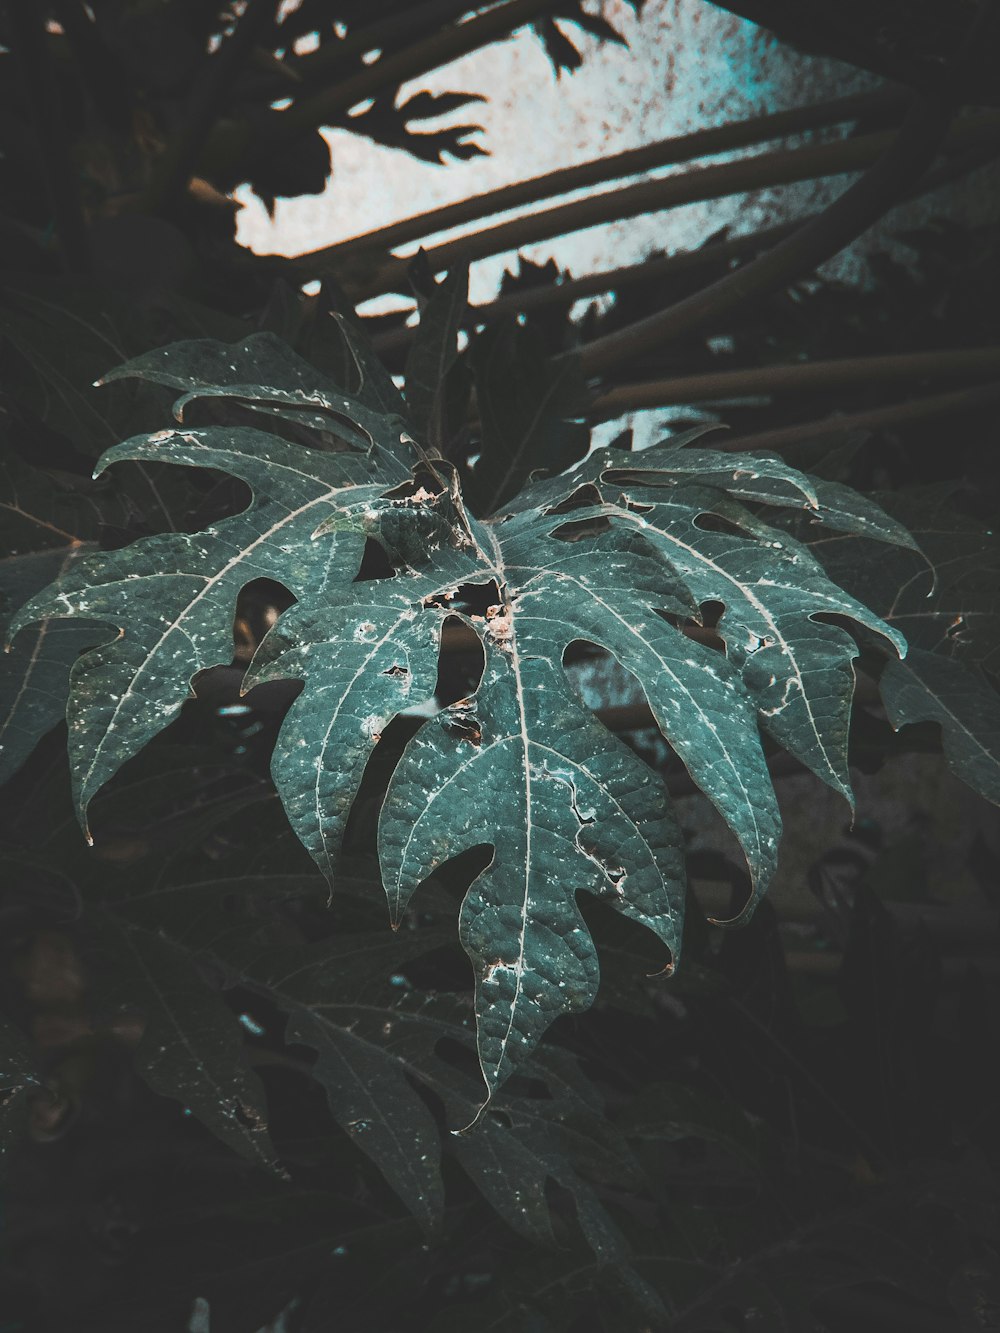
[712,381,1000,453]
[308,86,905,265]
[588,347,1000,419]
[302,108,1000,294]
[572,2,1000,375]
[370,128,1000,355]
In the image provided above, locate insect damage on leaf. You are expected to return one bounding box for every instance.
[7,333,915,1119]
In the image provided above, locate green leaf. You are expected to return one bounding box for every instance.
[7,425,387,835]
[808,484,999,672]
[806,486,999,801]
[11,338,914,1116]
[90,910,279,1171]
[403,265,469,454]
[880,649,1000,804]
[98,329,416,479]
[0,546,100,781]
[0,456,130,781]
[469,320,590,514]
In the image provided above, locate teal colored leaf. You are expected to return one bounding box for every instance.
[99,329,415,480]
[881,649,1000,804]
[807,484,999,672]
[8,426,387,835]
[806,486,999,802]
[0,547,100,782]
[9,338,916,1115]
[0,456,129,781]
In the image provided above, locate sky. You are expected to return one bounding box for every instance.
[236,0,874,302]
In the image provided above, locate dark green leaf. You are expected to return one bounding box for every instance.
[881,649,1000,804]
[403,265,468,454]
[90,911,278,1171]
[469,320,591,514]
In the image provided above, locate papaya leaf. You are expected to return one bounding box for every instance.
[880,649,1000,804]
[403,264,468,454]
[8,336,915,1118]
[807,485,1000,801]
[109,868,640,1250]
[807,484,998,671]
[97,329,415,475]
[0,456,134,782]
[468,319,591,515]
[88,911,279,1171]
[7,419,407,835]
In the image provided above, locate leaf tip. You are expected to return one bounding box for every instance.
[645,955,676,980]
[707,891,759,930]
[452,1099,490,1135]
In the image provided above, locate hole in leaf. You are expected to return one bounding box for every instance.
[342,714,426,856]
[544,482,603,516]
[435,614,486,707]
[441,701,482,746]
[692,511,756,539]
[424,580,501,618]
[353,537,396,582]
[550,516,612,543]
[233,578,295,662]
[578,890,677,982]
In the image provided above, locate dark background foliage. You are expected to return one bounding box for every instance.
[1,2,999,1330]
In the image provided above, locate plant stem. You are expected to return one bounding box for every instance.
[308,85,904,265]
[588,347,1000,418]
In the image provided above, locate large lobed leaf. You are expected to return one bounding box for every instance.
[8,335,914,1116]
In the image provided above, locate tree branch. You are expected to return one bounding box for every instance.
[302,108,1000,295]
[712,381,1000,453]
[588,347,1000,418]
[572,3,1000,375]
[308,85,904,266]
[369,125,1000,355]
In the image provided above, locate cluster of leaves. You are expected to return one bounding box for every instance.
[5,305,930,1109]
[3,4,1000,1329]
